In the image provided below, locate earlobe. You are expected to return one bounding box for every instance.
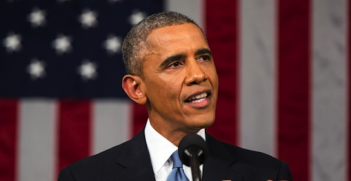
[122,75,147,105]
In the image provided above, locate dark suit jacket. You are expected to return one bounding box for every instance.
[58,131,293,181]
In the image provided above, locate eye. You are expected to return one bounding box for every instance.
[198,55,211,61]
[168,61,181,68]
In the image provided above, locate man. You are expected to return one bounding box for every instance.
[58,12,293,181]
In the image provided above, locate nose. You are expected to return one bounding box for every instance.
[184,59,207,85]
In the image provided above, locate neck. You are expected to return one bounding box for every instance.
[149,120,200,146]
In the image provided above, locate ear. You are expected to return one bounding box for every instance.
[122,75,147,105]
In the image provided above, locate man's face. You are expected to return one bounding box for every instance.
[141,23,218,134]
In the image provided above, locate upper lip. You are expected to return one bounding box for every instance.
[185,89,211,102]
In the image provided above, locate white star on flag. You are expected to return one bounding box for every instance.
[28,8,46,27]
[78,60,97,80]
[104,35,121,54]
[129,10,146,25]
[79,9,98,28]
[27,59,45,79]
[108,0,122,3]
[3,33,21,52]
[52,35,72,54]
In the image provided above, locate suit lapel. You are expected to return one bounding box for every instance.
[202,133,243,181]
[114,131,155,181]
[112,131,243,181]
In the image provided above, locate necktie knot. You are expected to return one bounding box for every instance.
[171,150,183,168]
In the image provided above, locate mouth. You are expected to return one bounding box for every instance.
[184,90,212,105]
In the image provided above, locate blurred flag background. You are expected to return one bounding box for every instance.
[0,0,350,181]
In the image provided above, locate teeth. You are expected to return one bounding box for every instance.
[193,98,205,103]
[188,92,207,101]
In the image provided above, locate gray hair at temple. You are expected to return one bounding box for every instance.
[122,11,206,76]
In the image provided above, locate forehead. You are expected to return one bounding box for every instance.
[145,23,208,54]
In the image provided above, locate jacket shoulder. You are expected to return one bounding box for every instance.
[218,140,293,180]
[58,139,133,181]
[223,142,281,168]
[71,140,129,168]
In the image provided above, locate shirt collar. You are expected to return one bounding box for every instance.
[144,119,206,174]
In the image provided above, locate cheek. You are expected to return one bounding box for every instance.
[158,79,183,111]
[165,79,182,100]
[159,74,183,93]
[148,77,181,103]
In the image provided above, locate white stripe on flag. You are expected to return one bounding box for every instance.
[238,0,277,156]
[92,100,131,154]
[165,0,204,29]
[312,0,348,180]
[18,100,56,181]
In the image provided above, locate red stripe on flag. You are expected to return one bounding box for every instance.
[57,100,92,174]
[0,100,18,181]
[131,102,148,137]
[277,1,311,181]
[205,0,238,145]
[348,0,351,179]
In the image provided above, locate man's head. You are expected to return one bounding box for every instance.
[122,12,218,144]
[122,11,206,76]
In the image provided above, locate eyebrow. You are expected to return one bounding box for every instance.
[195,48,212,56]
[159,48,213,68]
[160,54,186,68]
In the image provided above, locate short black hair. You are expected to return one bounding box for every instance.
[122,11,206,76]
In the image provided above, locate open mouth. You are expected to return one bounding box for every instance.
[185,91,211,103]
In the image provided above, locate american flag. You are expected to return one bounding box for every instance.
[0,0,350,181]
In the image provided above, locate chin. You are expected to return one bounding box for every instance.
[190,115,215,129]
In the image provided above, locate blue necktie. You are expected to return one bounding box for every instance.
[167,151,190,181]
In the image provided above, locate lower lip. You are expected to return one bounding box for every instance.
[185,96,211,108]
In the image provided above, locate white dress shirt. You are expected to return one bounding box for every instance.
[144,119,205,181]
